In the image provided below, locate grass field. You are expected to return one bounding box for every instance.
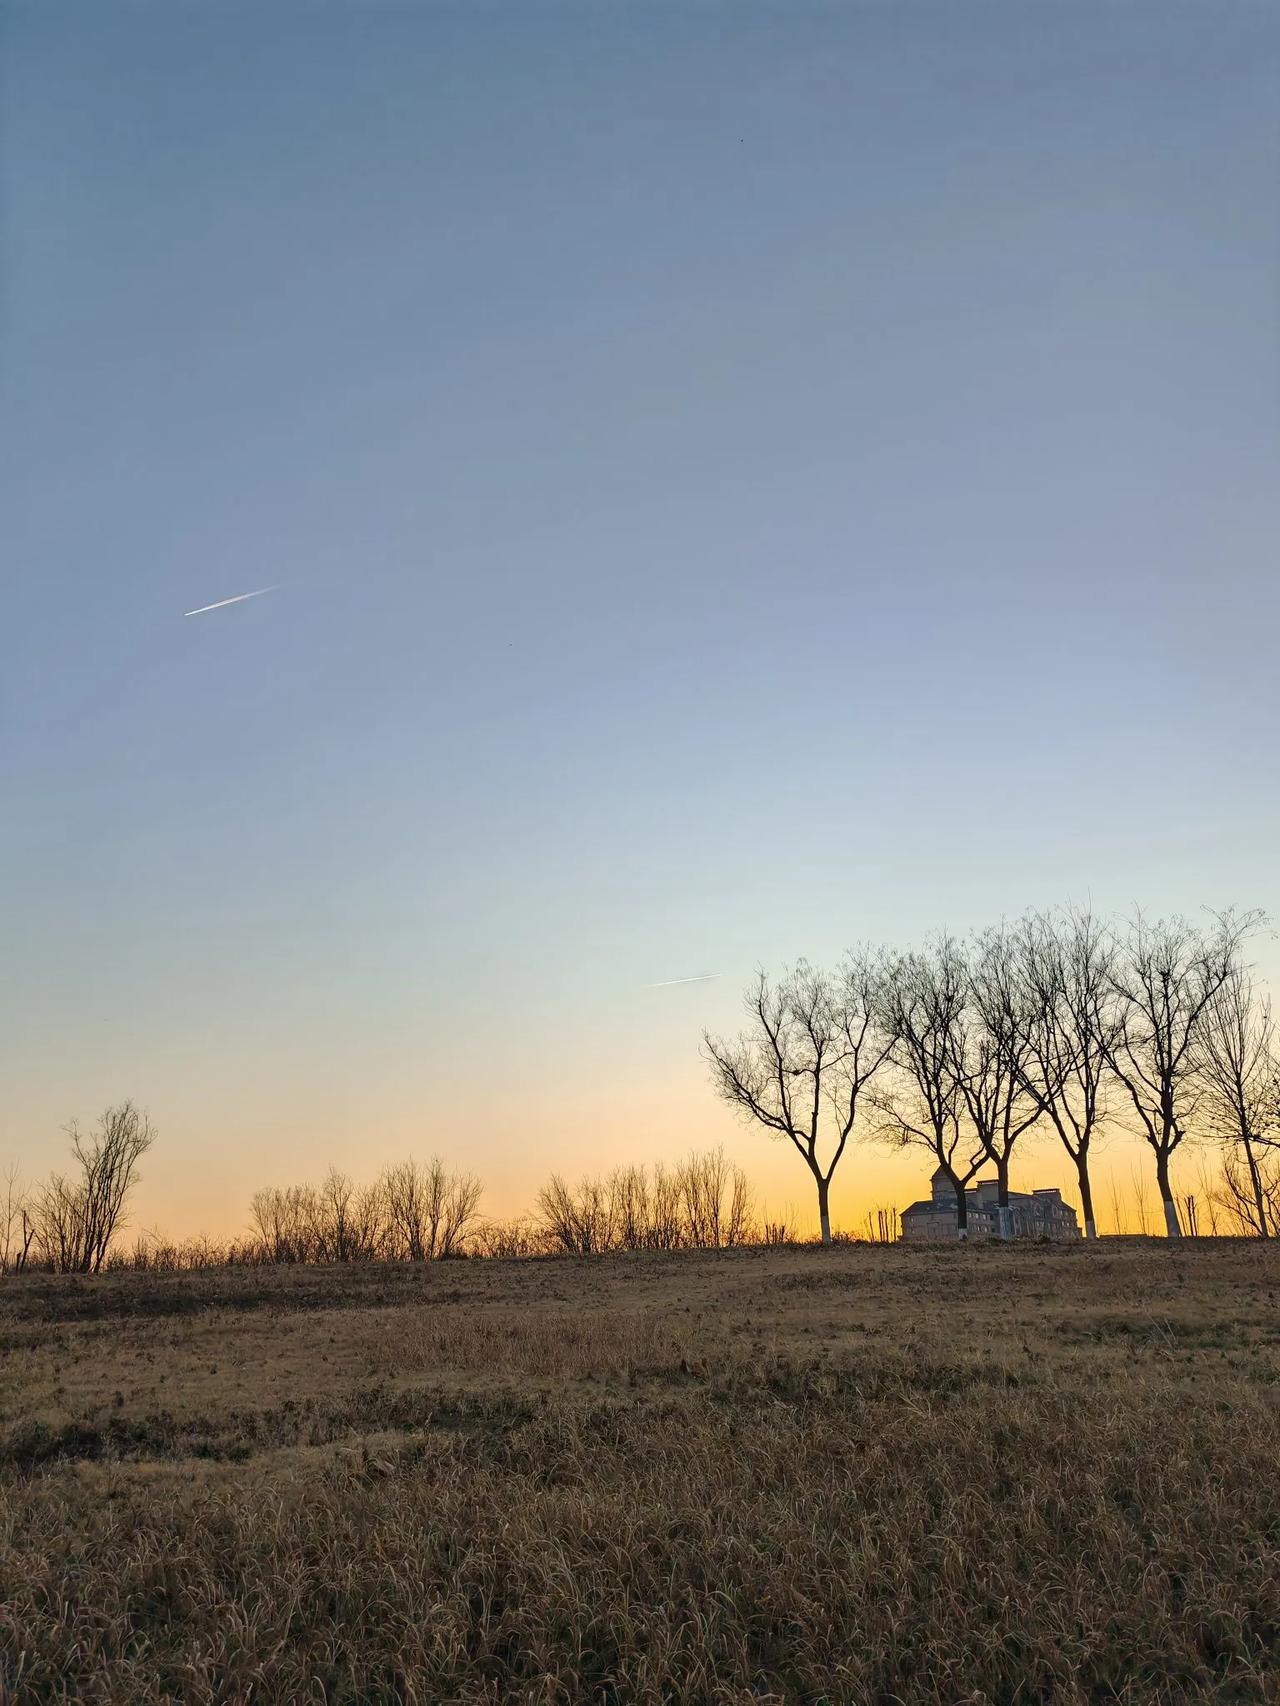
[2,1240,1279,1704]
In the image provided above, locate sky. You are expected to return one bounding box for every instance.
[3,2,1278,1239]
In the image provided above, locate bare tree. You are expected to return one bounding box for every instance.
[864,1204,899,1243]
[1193,964,1279,1238]
[1012,907,1118,1240]
[1106,1172,1124,1237]
[537,1173,616,1255]
[872,937,982,1238]
[536,1150,754,1255]
[647,1163,685,1250]
[1213,1146,1280,1237]
[605,1162,686,1251]
[1194,1157,1223,1237]
[315,1168,361,1261]
[607,1164,653,1252]
[1128,1164,1153,1237]
[704,951,890,1245]
[349,1176,389,1260]
[250,1183,320,1262]
[678,1147,755,1248]
[1105,911,1252,1237]
[249,1186,289,1261]
[960,927,1043,1238]
[31,1103,155,1273]
[381,1157,476,1260]
[1,1166,34,1274]
[383,1160,432,1261]
[435,1166,483,1258]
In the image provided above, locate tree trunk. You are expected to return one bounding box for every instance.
[996,1158,1011,1240]
[816,1176,832,1246]
[1077,1159,1098,1241]
[1242,1137,1269,1239]
[953,1178,968,1241]
[1155,1153,1181,1238]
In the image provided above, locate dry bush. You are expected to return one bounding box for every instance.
[537,1149,757,1256]
[537,1171,616,1255]
[247,1159,482,1266]
[468,1216,555,1260]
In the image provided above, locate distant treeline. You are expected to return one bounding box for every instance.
[1,1138,798,1274]
[4,904,1278,1276]
[1,1125,1273,1278]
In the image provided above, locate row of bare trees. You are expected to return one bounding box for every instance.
[2,1139,784,1273]
[535,1150,759,1255]
[705,907,1277,1243]
[249,1158,484,1263]
[1,1125,484,1274]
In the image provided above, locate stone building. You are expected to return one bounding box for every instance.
[900,1167,1080,1242]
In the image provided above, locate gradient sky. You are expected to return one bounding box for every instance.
[3,3,1278,1238]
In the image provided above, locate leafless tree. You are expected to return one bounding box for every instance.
[247,1159,483,1264]
[536,1150,755,1255]
[704,951,891,1245]
[1212,1146,1280,1237]
[608,1164,655,1252]
[249,1187,284,1260]
[314,1168,363,1261]
[250,1183,320,1262]
[872,937,982,1238]
[1011,907,1119,1240]
[960,926,1043,1238]
[30,1102,155,1273]
[647,1163,685,1250]
[864,1204,900,1243]
[350,1176,389,1260]
[383,1160,430,1260]
[600,1162,680,1251]
[1105,911,1253,1237]
[1106,1172,1124,1237]
[678,1147,755,1248]
[537,1173,616,1255]
[1,1166,34,1274]
[1194,965,1279,1237]
[602,1162,684,1251]
[435,1167,483,1258]
[1128,1164,1153,1237]
[1194,1157,1223,1236]
[383,1158,483,1261]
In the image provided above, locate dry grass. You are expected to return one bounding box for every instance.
[2,1240,1279,1703]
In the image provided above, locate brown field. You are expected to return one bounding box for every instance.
[2,1240,1279,1704]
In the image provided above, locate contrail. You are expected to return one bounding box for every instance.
[184,586,278,617]
[645,973,723,988]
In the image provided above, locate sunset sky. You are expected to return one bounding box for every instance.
[3,3,1278,1239]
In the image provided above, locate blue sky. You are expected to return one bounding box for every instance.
[3,3,1277,1232]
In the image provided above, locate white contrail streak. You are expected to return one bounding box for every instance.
[184,586,278,617]
[645,973,723,988]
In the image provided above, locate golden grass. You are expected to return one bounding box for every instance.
[2,1240,1279,1703]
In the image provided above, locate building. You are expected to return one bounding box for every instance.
[900,1167,1080,1242]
